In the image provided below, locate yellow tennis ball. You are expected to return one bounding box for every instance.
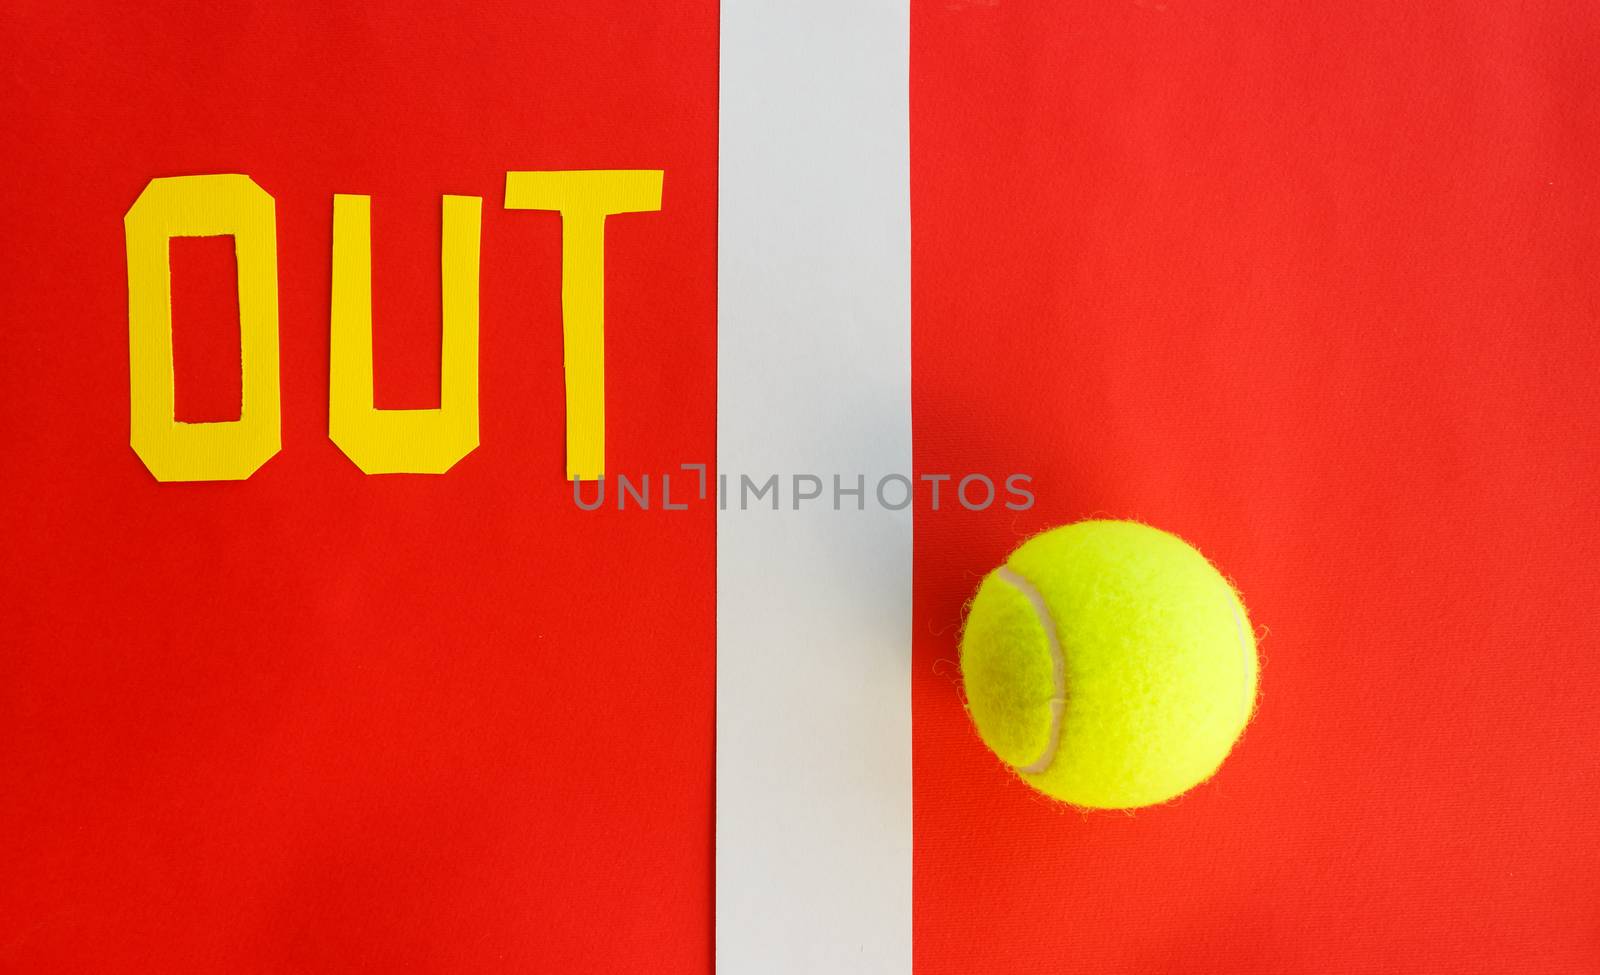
[960,520,1258,809]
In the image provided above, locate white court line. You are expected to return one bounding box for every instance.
[716,2,913,973]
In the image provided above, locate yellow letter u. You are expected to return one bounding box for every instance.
[329,194,482,474]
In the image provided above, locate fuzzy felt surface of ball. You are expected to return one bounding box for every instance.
[960,520,1258,809]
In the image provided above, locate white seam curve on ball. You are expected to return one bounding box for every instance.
[996,566,1066,775]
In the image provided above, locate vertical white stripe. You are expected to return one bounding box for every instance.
[716,3,912,974]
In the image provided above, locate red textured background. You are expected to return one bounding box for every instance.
[1,2,717,971]
[912,3,1600,973]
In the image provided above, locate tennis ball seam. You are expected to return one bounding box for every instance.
[994,565,1066,775]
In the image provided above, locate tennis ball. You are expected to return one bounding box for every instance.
[960,520,1257,809]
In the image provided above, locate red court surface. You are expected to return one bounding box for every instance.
[913,4,1600,972]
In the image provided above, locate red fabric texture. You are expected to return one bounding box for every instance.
[1,2,716,971]
[912,3,1600,973]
